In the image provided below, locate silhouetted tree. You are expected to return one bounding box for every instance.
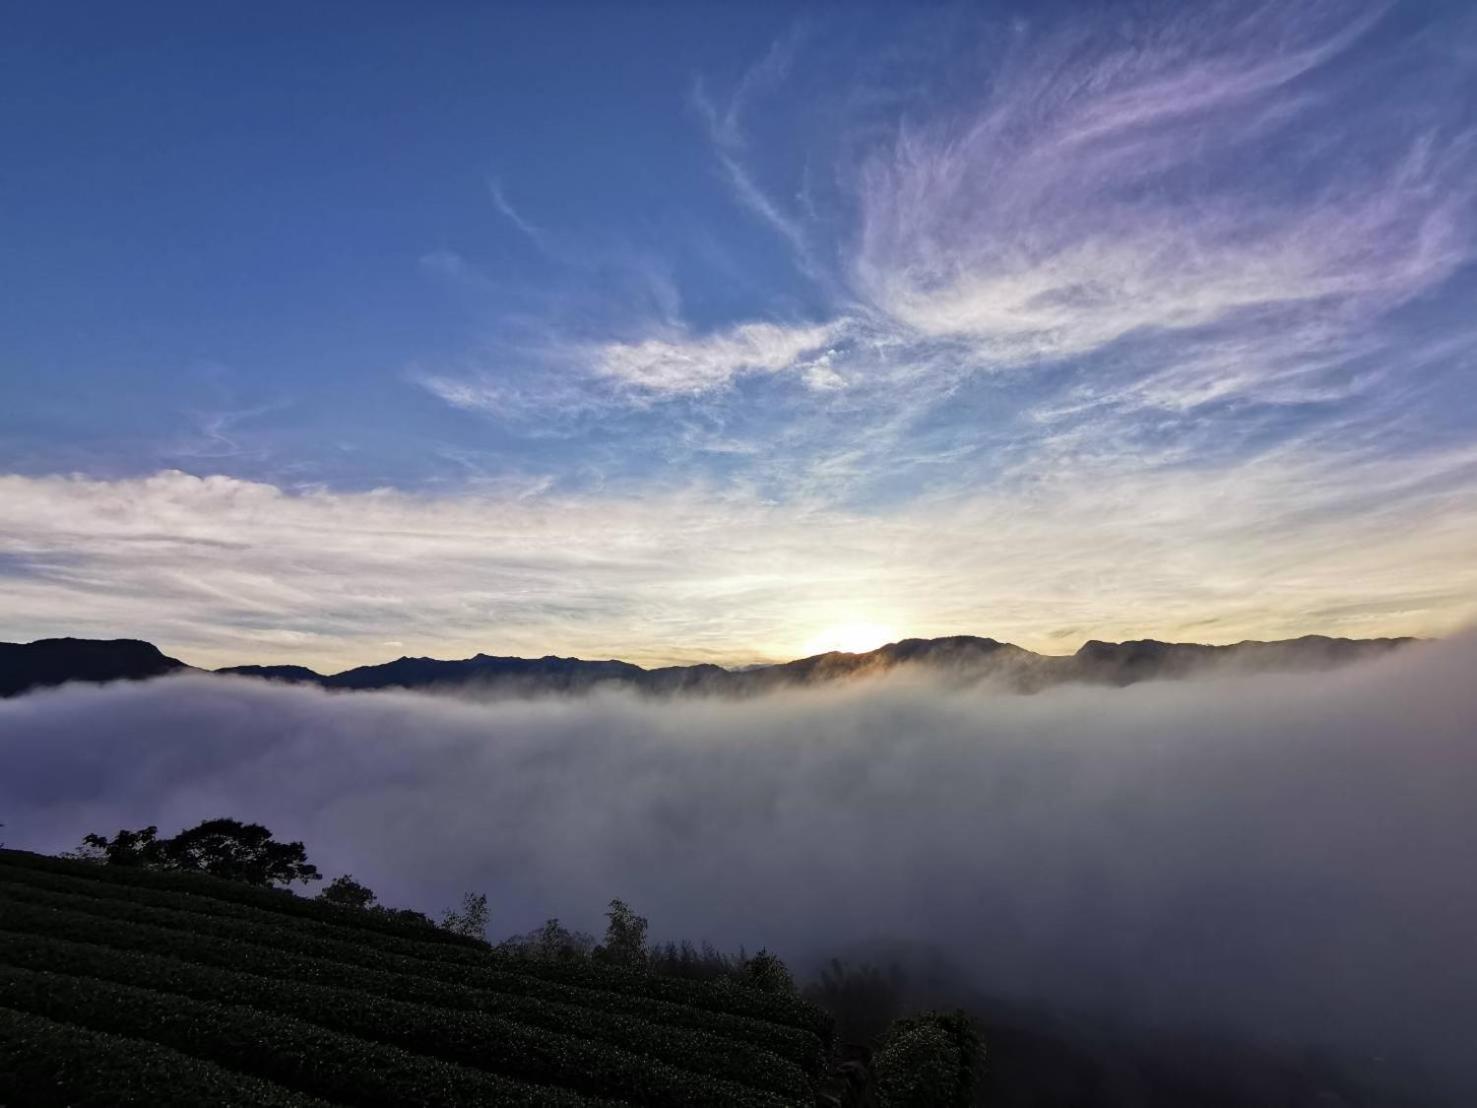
[593,897,648,969]
[648,939,739,982]
[163,819,320,886]
[872,1011,982,1108]
[440,891,489,940]
[499,917,596,961]
[75,819,320,887]
[78,825,170,869]
[741,948,796,995]
[802,958,907,1044]
[318,874,377,909]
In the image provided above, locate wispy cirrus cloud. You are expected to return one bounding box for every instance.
[591,319,842,396]
[849,4,1475,399]
[422,2,1476,441]
[357,4,1477,651]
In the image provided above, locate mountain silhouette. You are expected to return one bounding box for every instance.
[0,638,190,698]
[0,633,1413,699]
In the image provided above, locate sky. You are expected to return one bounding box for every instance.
[2,0,1476,670]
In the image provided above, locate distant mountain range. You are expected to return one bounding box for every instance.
[0,633,1415,700]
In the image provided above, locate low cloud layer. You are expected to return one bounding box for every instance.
[3,638,1475,1098]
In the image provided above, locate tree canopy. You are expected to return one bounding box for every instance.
[79,819,320,888]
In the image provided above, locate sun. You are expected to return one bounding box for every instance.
[800,622,899,657]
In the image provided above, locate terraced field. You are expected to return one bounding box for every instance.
[0,849,832,1106]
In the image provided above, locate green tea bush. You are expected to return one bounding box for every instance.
[0,1006,328,1108]
[0,892,823,1077]
[1,853,830,1041]
[0,848,475,946]
[0,934,790,1108]
[0,965,611,1107]
[872,1011,982,1108]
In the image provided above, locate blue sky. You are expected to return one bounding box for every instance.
[2,0,1476,669]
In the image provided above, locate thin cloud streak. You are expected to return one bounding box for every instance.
[412,0,1477,538]
[592,319,842,396]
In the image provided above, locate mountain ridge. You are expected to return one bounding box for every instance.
[0,633,1416,699]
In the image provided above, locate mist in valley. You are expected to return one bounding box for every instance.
[2,636,1474,1103]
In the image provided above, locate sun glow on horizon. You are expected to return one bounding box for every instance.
[800,622,900,657]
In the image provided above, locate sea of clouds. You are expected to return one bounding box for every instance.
[3,636,1475,1098]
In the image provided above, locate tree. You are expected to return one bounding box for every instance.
[498,918,595,962]
[872,1011,982,1108]
[74,819,320,888]
[440,892,489,940]
[162,819,320,887]
[594,898,648,970]
[317,874,377,910]
[741,949,796,995]
[801,958,906,1044]
[78,825,170,869]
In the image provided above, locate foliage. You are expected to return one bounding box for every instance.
[499,917,597,962]
[317,873,376,909]
[80,825,170,868]
[0,852,830,1097]
[0,890,821,1081]
[0,964,602,1107]
[594,897,649,969]
[0,846,470,945]
[0,939,789,1108]
[872,1011,982,1108]
[78,819,320,887]
[802,958,906,1044]
[648,939,741,983]
[741,949,796,996]
[0,856,829,1047]
[0,1006,326,1107]
[439,891,490,940]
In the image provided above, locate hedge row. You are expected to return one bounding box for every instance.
[0,903,808,1100]
[0,852,830,1042]
[0,851,466,955]
[509,953,832,1043]
[0,1005,329,1108]
[0,887,822,1071]
[0,931,794,1108]
[0,965,616,1108]
[0,848,479,948]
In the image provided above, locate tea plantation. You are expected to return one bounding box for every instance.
[0,849,832,1106]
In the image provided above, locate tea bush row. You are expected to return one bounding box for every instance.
[0,932,794,1108]
[0,965,612,1108]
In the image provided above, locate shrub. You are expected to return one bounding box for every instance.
[0,965,603,1107]
[440,891,490,940]
[0,1006,327,1107]
[741,950,796,996]
[0,890,825,1074]
[0,849,475,946]
[0,937,789,1108]
[872,1011,981,1108]
[593,898,648,970]
[1,855,830,1042]
[802,958,906,1044]
[649,939,740,983]
[500,917,597,962]
[318,874,376,909]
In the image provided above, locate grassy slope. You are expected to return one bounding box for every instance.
[0,849,830,1107]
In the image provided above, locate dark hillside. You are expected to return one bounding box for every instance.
[0,638,189,698]
[0,849,830,1107]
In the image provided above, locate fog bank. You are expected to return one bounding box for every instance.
[2,638,1475,1099]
